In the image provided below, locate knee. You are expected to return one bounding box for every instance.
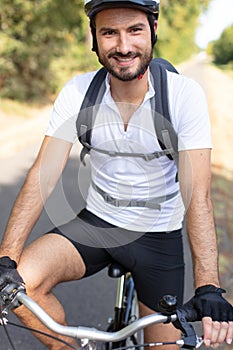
[17,255,51,297]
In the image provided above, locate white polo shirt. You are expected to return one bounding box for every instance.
[46,69,211,232]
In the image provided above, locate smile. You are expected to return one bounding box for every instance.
[112,55,137,66]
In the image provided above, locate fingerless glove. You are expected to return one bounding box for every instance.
[0,256,24,290]
[194,284,233,322]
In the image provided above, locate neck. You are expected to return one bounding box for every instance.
[110,70,149,106]
[109,70,149,131]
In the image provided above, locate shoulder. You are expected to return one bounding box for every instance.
[167,70,203,92]
[166,70,208,117]
[46,70,100,143]
[62,70,99,97]
[53,70,100,114]
[165,71,211,150]
[166,70,206,100]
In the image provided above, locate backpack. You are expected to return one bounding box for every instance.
[76,58,180,209]
[76,58,179,167]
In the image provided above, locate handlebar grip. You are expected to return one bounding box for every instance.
[159,295,200,322]
[181,301,200,322]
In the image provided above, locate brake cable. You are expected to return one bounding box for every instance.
[111,336,204,350]
[112,342,181,350]
[0,309,79,350]
[0,283,80,350]
[0,308,17,350]
[2,326,17,350]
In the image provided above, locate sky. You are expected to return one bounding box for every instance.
[195,0,233,49]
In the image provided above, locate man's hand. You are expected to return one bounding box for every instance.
[184,285,233,347]
[0,256,24,290]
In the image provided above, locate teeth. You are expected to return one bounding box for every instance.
[116,57,134,62]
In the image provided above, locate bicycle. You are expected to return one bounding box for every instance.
[0,267,203,350]
[105,262,144,350]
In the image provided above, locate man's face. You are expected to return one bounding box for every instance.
[95,8,157,81]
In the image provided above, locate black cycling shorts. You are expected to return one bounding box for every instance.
[48,209,184,311]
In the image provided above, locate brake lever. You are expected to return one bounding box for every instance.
[176,335,203,349]
[195,336,204,349]
[173,309,197,349]
[158,296,202,349]
[0,283,26,310]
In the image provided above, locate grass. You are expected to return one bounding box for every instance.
[211,166,233,281]
[0,98,35,119]
[214,61,233,79]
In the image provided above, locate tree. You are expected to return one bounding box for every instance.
[211,25,233,65]
[0,0,211,101]
[0,0,86,100]
[155,0,210,63]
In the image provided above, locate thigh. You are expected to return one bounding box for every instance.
[18,233,86,292]
[48,209,116,276]
[53,230,114,277]
[131,230,185,311]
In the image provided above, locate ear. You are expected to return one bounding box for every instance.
[154,20,158,33]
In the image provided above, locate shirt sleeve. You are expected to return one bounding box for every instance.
[167,71,212,151]
[45,72,96,143]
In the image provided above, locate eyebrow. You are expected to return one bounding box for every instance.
[98,22,147,33]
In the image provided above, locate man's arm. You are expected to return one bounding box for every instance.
[0,136,72,264]
[179,148,219,288]
[179,148,233,347]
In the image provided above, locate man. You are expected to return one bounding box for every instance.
[0,0,232,349]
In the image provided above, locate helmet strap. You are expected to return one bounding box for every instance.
[90,21,98,53]
[147,14,157,48]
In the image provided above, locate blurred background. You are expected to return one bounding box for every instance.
[0,0,232,349]
[0,0,232,102]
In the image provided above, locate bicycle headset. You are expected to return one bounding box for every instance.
[84,0,160,52]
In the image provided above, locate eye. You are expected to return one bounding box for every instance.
[103,29,116,36]
[129,26,143,34]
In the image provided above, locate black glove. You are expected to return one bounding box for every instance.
[184,284,233,322]
[0,256,24,290]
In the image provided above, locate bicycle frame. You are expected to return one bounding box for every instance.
[106,268,138,350]
[111,272,135,331]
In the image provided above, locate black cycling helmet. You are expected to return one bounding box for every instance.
[84,0,160,52]
[84,0,160,19]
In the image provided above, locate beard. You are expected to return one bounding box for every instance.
[98,49,153,81]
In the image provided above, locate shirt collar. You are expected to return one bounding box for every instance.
[104,67,155,105]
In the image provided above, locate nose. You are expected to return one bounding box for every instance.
[116,32,132,55]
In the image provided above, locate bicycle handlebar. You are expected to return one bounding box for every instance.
[0,283,203,348]
[16,290,177,341]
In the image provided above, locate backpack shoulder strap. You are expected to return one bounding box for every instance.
[76,58,179,166]
[76,67,107,164]
[149,58,179,162]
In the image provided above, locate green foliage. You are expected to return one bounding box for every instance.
[0,0,211,101]
[211,25,233,65]
[51,43,100,92]
[155,0,210,63]
[0,0,86,100]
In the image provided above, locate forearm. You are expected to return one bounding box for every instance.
[0,137,72,263]
[186,196,220,288]
[0,166,45,263]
